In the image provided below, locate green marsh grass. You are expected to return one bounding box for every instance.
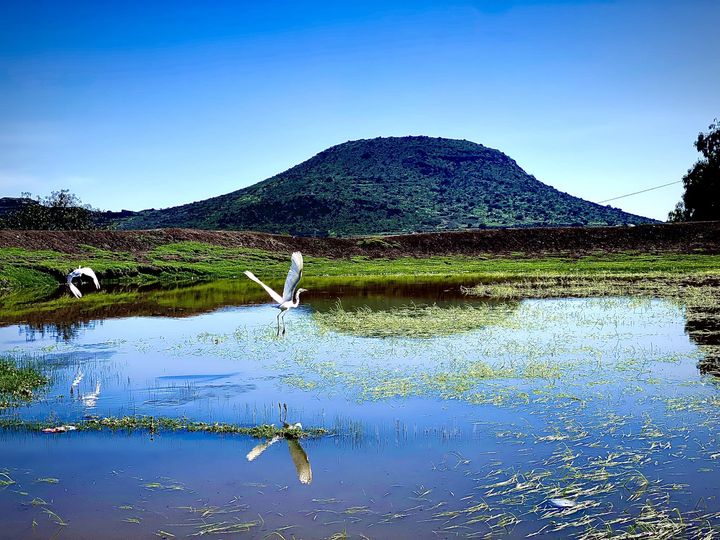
[0,357,47,409]
[0,415,328,439]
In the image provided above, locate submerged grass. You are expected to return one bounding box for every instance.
[463,274,720,372]
[0,415,329,439]
[314,302,518,338]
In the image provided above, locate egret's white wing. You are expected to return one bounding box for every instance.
[244,271,284,304]
[246,436,281,461]
[281,252,303,302]
[67,266,100,295]
[78,267,101,289]
[287,438,312,485]
[68,282,83,298]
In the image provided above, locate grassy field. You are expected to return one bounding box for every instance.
[3,240,720,301]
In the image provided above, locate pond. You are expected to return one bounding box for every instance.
[1,279,719,539]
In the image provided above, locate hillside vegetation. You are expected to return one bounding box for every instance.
[115,137,653,235]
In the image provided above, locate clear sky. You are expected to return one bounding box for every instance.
[1,1,718,220]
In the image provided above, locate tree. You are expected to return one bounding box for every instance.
[0,189,98,230]
[669,119,720,222]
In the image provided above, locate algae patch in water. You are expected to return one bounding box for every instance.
[313,302,518,338]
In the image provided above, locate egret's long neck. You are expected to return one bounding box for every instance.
[293,289,304,307]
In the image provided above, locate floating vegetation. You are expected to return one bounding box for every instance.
[0,415,329,439]
[313,302,518,338]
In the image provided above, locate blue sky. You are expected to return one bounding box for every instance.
[1,1,718,220]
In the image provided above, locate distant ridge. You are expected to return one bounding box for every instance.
[114,136,655,235]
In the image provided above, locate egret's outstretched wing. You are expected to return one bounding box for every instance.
[244,271,284,304]
[68,282,83,298]
[246,435,282,461]
[67,266,100,296]
[77,267,101,289]
[281,252,303,302]
[287,438,312,485]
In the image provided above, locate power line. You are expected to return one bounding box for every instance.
[597,180,682,204]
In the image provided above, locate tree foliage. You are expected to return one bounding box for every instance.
[669,119,720,222]
[0,190,98,230]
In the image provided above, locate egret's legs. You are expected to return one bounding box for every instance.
[276,311,282,336]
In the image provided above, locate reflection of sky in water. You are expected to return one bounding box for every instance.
[1,295,720,538]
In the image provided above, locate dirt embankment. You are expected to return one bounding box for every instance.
[0,221,718,258]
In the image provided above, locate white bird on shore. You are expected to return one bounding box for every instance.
[67,267,100,298]
[244,252,307,336]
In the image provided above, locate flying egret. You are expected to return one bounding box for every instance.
[244,252,307,336]
[66,267,100,298]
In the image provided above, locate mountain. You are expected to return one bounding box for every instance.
[115,136,654,235]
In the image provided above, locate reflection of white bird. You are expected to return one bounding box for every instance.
[67,267,101,298]
[245,403,312,484]
[71,371,83,388]
[246,433,312,485]
[81,381,101,408]
[70,371,83,394]
[287,438,312,485]
[246,436,281,461]
[244,252,307,336]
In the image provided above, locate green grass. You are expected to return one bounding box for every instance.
[0,358,48,409]
[2,241,720,306]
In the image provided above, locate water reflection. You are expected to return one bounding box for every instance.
[78,381,101,408]
[0,275,487,332]
[246,436,313,485]
[18,319,101,342]
[2,277,719,373]
[688,302,720,374]
[246,405,313,485]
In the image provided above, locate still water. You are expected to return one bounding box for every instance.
[1,280,719,539]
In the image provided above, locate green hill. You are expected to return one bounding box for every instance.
[116,136,654,235]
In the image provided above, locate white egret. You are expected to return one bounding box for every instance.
[244,251,307,335]
[66,267,101,298]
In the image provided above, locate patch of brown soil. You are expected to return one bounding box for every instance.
[0,221,718,258]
